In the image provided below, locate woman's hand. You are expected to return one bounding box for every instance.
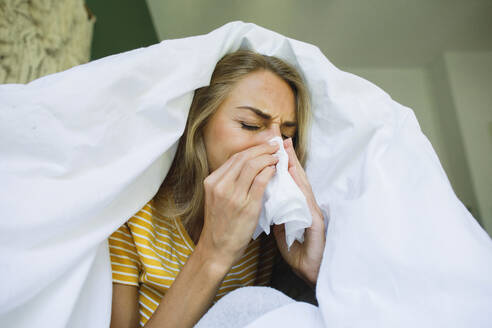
[272,137,326,287]
[197,142,280,269]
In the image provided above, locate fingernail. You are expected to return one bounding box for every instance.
[269,140,278,147]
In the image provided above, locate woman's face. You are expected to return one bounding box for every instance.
[203,69,297,172]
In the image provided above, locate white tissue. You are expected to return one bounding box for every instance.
[252,136,312,249]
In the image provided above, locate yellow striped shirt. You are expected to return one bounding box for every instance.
[108,199,277,327]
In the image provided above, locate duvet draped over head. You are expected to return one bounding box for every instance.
[1,21,491,328]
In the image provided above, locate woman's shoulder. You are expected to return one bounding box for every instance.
[127,198,176,228]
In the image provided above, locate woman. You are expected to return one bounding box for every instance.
[108,50,326,328]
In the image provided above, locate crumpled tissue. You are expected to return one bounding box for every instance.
[252,136,312,249]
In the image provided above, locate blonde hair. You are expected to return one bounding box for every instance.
[153,50,311,241]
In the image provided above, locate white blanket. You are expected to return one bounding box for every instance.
[1,21,491,328]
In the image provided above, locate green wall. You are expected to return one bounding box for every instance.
[85,0,158,60]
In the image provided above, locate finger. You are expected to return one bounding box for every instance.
[204,157,235,186]
[283,138,303,179]
[284,142,309,191]
[288,165,302,189]
[283,138,302,171]
[205,141,278,187]
[220,141,279,184]
[248,164,276,204]
[236,153,279,195]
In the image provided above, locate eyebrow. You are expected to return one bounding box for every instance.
[236,106,297,127]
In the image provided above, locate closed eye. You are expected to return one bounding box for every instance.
[241,122,290,139]
[240,122,260,130]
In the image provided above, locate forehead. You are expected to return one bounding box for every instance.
[224,70,296,121]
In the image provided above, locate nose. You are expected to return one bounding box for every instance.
[263,123,282,141]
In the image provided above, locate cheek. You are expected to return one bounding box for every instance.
[204,122,257,171]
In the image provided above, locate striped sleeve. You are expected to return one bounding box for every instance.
[108,222,141,286]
